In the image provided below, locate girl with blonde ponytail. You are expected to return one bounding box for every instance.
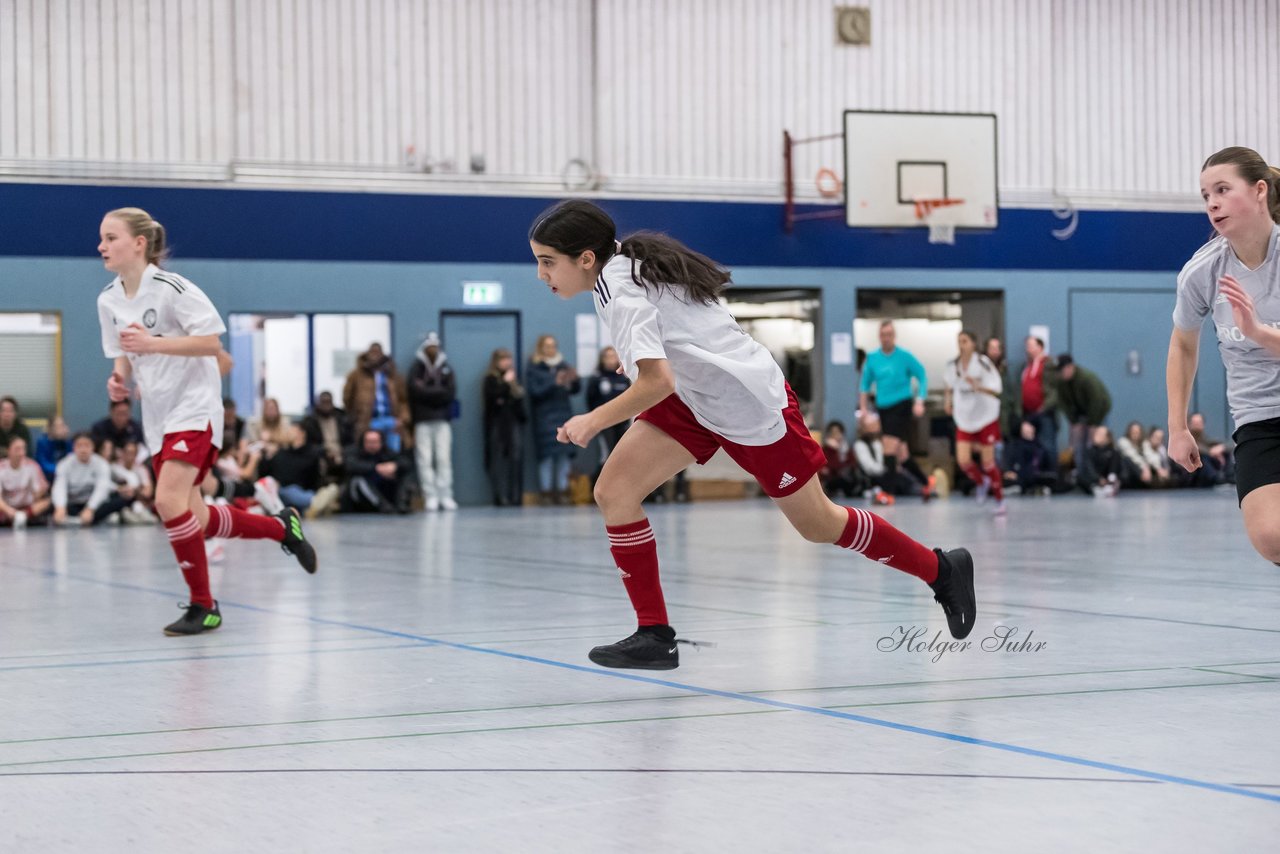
[96,208,318,636]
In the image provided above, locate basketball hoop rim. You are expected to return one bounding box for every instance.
[913,197,966,220]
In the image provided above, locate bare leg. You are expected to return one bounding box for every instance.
[593,421,696,525]
[1241,484,1280,565]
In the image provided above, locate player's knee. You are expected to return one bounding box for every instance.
[153,492,187,520]
[1247,527,1280,564]
[592,478,630,514]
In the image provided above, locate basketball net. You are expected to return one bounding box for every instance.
[914,198,965,245]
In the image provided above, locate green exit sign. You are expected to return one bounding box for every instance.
[463,282,503,305]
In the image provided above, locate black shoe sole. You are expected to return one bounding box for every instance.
[291,542,318,574]
[942,547,977,639]
[163,617,222,637]
[588,648,679,670]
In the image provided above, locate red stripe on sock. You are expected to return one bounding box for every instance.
[204,504,284,542]
[606,518,668,626]
[164,510,214,608]
[836,506,939,584]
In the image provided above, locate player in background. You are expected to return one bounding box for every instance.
[97,208,316,635]
[944,330,1006,515]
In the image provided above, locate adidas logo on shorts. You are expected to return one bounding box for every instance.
[172,440,190,453]
[778,472,797,490]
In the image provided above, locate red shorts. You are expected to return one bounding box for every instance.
[956,420,1001,446]
[152,425,219,486]
[636,384,826,498]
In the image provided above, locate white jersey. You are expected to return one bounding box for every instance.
[594,254,787,445]
[943,354,1003,433]
[1172,224,1280,429]
[97,264,226,455]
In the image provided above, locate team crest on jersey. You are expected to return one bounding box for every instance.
[143,308,158,328]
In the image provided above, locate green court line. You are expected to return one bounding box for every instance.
[6,659,1279,748]
[2,676,1272,768]
[826,678,1274,710]
[0,634,398,663]
[1188,667,1280,680]
[0,709,779,770]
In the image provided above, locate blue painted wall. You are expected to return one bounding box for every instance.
[0,182,1230,487]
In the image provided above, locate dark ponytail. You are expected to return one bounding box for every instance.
[529,199,730,305]
[617,232,729,305]
[1202,147,1280,225]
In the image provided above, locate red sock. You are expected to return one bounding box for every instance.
[606,519,669,626]
[165,511,214,608]
[836,506,939,583]
[205,504,285,542]
[960,461,985,490]
[983,462,1005,501]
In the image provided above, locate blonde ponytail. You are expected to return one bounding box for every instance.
[105,207,170,266]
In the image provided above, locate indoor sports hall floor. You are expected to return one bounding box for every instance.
[2,491,1277,852]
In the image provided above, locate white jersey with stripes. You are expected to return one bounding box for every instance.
[97,264,226,455]
[1173,224,1280,430]
[943,353,1003,433]
[594,253,788,446]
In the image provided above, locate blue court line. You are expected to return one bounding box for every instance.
[27,568,1280,805]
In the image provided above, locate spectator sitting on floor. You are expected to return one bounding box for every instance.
[0,396,32,455]
[52,433,129,526]
[1008,419,1055,495]
[245,397,293,455]
[853,412,925,503]
[115,439,156,522]
[258,423,340,518]
[0,437,51,528]
[1144,426,1174,487]
[1187,412,1233,486]
[1085,425,1122,497]
[90,399,144,454]
[819,419,865,499]
[341,429,413,514]
[35,415,72,480]
[222,397,247,460]
[302,391,353,482]
[1116,420,1157,489]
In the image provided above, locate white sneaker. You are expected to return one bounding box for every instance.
[254,477,285,515]
[13,510,27,530]
[974,481,989,505]
[440,497,458,511]
[314,483,340,516]
[991,499,1007,516]
[425,496,440,512]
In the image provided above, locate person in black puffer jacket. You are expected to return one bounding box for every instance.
[407,332,457,511]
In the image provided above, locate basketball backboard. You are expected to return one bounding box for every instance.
[843,110,998,230]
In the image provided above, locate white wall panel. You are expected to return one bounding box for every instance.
[0,0,1276,208]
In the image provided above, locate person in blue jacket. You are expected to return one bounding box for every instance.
[859,320,934,498]
[527,334,581,504]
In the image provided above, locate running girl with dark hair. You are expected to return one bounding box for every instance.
[529,199,977,669]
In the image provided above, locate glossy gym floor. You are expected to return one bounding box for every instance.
[2,490,1276,852]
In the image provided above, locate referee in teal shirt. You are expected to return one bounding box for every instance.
[860,320,933,492]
